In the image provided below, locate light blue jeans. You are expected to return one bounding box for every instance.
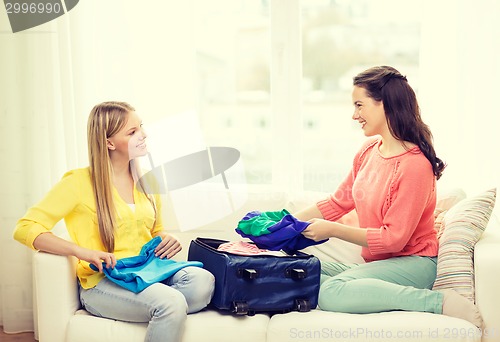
[79,266,215,342]
[319,256,443,314]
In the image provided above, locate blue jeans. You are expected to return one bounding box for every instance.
[319,256,443,314]
[79,266,215,342]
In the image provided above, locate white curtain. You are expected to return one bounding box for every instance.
[0,13,79,334]
[0,0,196,334]
[419,0,500,210]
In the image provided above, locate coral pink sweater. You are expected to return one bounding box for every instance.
[317,138,438,262]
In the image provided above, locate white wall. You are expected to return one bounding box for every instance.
[419,0,500,216]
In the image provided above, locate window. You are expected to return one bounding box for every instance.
[301,0,423,192]
[193,0,423,192]
[193,0,272,186]
[141,0,422,194]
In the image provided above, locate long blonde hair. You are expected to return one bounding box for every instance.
[87,101,134,252]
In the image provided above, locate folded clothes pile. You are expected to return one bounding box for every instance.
[235,209,327,253]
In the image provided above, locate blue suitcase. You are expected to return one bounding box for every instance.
[187,237,321,315]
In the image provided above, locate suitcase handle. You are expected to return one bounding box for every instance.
[285,268,307,280]
[237,268,258,280]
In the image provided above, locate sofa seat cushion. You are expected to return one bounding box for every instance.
[267,310,481,342]
[67,309,270,342]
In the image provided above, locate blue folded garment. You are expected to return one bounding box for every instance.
[235,210,327,253]
[90,236,203,293]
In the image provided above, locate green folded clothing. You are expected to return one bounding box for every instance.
[236,209,291,236]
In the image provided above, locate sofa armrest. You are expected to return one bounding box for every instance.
[475,220,500,342]
[33,252,80,342]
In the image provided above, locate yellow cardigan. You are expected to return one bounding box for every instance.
[13,167,165,289]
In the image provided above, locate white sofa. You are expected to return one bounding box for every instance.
[32,190,500,342]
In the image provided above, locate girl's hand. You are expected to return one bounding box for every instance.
[154,234,182,259]
[302,218,334,241]
[75,247,117,273]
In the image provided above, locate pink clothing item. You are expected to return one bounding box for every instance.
[317,138,438,262]
[217,241,287,257]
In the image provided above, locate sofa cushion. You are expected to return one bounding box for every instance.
[432,188,497,302]
[434,188,467,239]
[435,188,467,214]
[67,309,270,342]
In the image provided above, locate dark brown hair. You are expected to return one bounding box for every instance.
[353,66,445,179]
